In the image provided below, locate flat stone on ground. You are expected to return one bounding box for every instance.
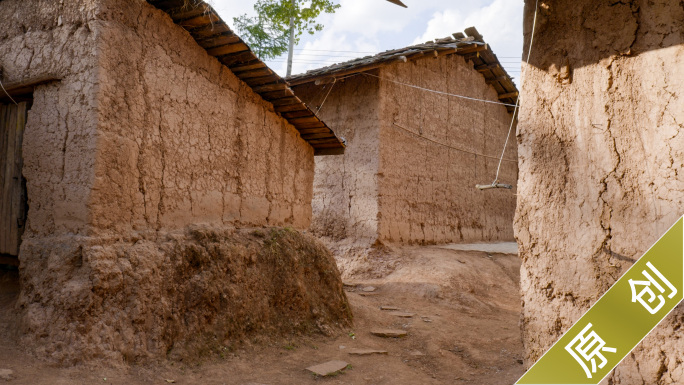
[371,329,408,338]
[362,286,377,292]
[380,306,399,310]
[0,369,13,381]
[389,311,415,318]
[306,360,349,376]
[348,348,389,356]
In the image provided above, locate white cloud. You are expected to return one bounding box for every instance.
[414,0,524,76]
[209,0,524,77]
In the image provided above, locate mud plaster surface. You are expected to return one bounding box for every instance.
[295,55,517,245]
[0,0,343,365]
[294,75,381,243]
[20,226,351,365]
[517,1,684,383]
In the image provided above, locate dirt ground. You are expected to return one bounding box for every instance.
[0,243,523,384]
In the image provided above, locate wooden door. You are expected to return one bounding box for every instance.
[0,102,28,261]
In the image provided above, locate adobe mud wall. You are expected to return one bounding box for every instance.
[0,0,99,239]
[2,0,349,365]
[517,0,684,383]
[292,75,381,243]
[377,57,517,244]
[94,0,314,235]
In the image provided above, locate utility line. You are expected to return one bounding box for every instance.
[489,0,539,187]
[361,72,517,108]
[392,122,516,163]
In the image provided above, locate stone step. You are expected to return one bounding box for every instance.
[370,329,408,338]
[348,348,389,356]
[389,311,415,318]
[306,360,349,376]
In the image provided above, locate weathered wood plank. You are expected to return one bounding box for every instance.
[196,33,241,50]
[288,116,322,125]
[207,43,250,57]
[498,91,519,99]
[178,14,217,28]
[300,132,336,140]
[260,89,294,101]
[0,105,7,253]
[218,51,258,67]
[230,62,267,73]
[1,104,17,254]
[475,63,500,72]
[0,255,19,267]
[281,110,315,119]
[242,75,280,86]
[296,127,330,135]
[274,104,308,113]
[269,97,302,107]
[237,68,274,79]
[251,83,289,93]
[11,103,27,254]
[291,121,325,130]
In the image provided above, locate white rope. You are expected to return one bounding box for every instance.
[316,78,336,114]
[490,0,539,186]
[362,72,517,108]
[0,79,18,105]
[393,122,516,163]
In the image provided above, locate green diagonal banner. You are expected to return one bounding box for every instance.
[516,216,684,385]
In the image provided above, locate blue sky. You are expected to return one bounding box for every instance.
[210,0,524,80]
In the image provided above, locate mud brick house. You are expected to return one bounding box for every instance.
[289,29,519,245]
[516,0,684,383]
[0,0,350,364]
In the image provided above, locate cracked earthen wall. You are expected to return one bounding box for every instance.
[0,0,352,365]
[377,57,517,244]
[517,0,684,383]
[93,1,314,235]
[294,54,517,245]
[292,75,381,243]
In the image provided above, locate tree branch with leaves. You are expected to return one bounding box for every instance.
[233,0,340,76]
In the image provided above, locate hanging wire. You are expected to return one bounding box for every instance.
[316,78,337,114]
[483,0,540,189]
[362,72,517,108]
[392,122,516,163]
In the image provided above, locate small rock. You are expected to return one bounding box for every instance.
[410,350,426,356]
[358,292,379,297]
[0,369,13,381]
[370,329,408,338]
[339,345,346,350]
[389,312,415,318]
[380,306,399,310]
[421,316,433,322]
[348,348,389,356]
[306,360,349,376]
[0,369,14,381]
[362,286,377,292]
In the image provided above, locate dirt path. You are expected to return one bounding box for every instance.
[0,244,523,384]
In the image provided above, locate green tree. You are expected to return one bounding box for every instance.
[233,0,340,76]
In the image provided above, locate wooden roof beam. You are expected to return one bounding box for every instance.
[475,63,500,72]
[498,91,519,100]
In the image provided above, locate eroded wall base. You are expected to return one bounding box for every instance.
[18,227,351,365]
